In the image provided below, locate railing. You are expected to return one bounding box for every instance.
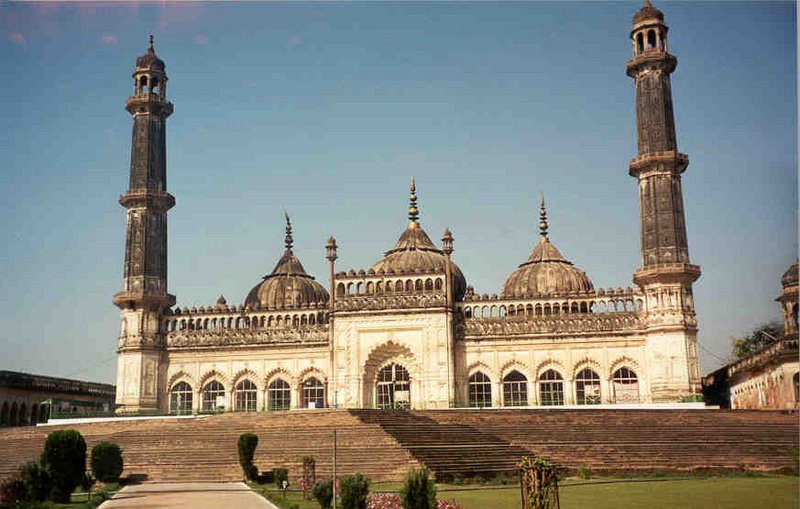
[458,312,643,338]
[166,324,330,348]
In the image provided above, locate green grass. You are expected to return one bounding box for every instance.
[253,476,799,509]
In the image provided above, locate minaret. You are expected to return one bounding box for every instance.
[627,2,702,399]
[112,37,175,413]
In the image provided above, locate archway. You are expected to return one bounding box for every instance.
[376,363,410,410]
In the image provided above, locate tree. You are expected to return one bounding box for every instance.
[400,468,436,509]
[40,429,87,503]
[731,321,783,360]
[340,473,369,509]
[237,434,259,481]
[91,442,124,483]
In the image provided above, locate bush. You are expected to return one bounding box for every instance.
[0,472,28,507]
[237,433,259,481]
[340,473,370,509]
[274,468,289,490]
[91,442,123,483]
[312,480,334,509]
[400,468,436,509]
[20,462,51,502]
[577,467,592,480]
[40,429,87,503]
[256,470,274,485]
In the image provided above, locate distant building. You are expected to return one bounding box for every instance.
[0,371,116,427]
[114,2,704,414]
[703,262,799,410]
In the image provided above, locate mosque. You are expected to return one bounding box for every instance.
[113,1,706,414]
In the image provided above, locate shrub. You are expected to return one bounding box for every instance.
[312,480,334,509]
[91,442,123,483]
[40,429,87,503]
[20,462,51,502]
[577,467,592,480]
[256,470,274,485]
[400,468,436,509]
[0,472,28,507]
[274,468,289,490]
[237,433,259,481]
[449,474,464,486]
[340,473,370,509]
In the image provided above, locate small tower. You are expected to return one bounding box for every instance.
[113,37,176,413]
[627,2,702,400]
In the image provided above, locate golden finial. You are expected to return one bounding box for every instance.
[284,210,293,252]
[539,193,548,241]
[408,176,419,224]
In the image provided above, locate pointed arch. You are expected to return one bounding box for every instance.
[572,357,602,378]
[168,370,197,390]
[535,358,565,379]
[499,359,530,380]
[467,360,495,379]
[297,365,326,385]
[609,356,640,379]
[231,368,260,390]
[198,368,229,389]
[264,366,294,387]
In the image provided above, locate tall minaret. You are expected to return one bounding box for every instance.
[626,2,702,400]
[112,37,175,413]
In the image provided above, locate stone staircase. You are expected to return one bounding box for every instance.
[0,409,795,484]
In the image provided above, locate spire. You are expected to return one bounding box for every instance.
[148,34,154,51]
[408,176,419,225]
[284,211,293,252]
[643,0,652,7]
[539,193,549,242]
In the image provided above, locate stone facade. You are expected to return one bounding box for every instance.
[0,371,116,427]
[114,3,704,414]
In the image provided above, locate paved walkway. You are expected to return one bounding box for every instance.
[99,482,278,509]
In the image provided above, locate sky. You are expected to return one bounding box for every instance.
[0,1,796,385]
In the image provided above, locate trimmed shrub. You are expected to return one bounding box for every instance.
[237,434,259,481]
[91,442,123,483]
[312,480,334,509]
[400,468,436,509]
[0,472,28,507]
[341,473,370,509]
[20,462,52,502]
[274,468,289,490]
[40,429,87,503]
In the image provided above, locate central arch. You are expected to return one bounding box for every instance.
[362,340,418,409]
[375,363,411,409]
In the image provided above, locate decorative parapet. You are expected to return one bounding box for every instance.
[727,339,799,378]
[458,312,643,339]
[333,268,448,298]
[166,324,329,349]
[335,292,447,313]
[163,303,329,334]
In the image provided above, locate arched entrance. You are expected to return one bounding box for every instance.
[376,363,410,409]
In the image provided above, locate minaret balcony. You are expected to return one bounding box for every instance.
[628,151,688,177]
[626,51,676,77]
[119,190,176,211]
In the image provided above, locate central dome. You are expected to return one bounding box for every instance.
[502,197,594,299]
[244,215,329,310]
[370,178,467,300]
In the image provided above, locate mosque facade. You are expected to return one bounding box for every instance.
[113,2,704,414]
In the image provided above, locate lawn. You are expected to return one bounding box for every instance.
[254,476,799,509]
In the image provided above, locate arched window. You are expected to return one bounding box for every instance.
[424,279,433,291]
[366,282,374,294]
[268,379,291,411]
[396,280,404,293]
[612,367,640,403]
[19,403,27,425]
[1,401,8,426]
[235,380,258,412]
[10,402,18,426]
[539,369,564,406]
[336,283,345,296]
[434,279,442,290]
[575,368,601,405]
[201,381,225,412]
[468,372,492,408]
[30,404,38,424]
[405,280,413,292]
[793,372,799,403]
[171,381,193,415]
[415,279,423,291]
[647,29,656,49]
[636,32,644,54]
[376,363,410,410]
[302,377,325,409]
[503,370,528,407]
[38,404,47,423]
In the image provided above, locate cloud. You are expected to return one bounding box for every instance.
[8,32,26,44]
[193,34,208,45]
[100,34,118,45]
[288,34,305,46]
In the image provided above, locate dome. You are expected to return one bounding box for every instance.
[370,178,467,300]
[633,0,664,24]
[502,197,594,299]
[136,37,166,70]
[244,215,329,310]
[781,261,798,289]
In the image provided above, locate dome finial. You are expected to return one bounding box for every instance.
[284,210,293,252]
[643,0,652,7]
[148,34,154,50]
[539,193,549,241]
[408,176,419,225]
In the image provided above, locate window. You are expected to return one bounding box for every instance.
[794,372,799,403]
[539,369,564,406]
[302,377,325,409]
[376,363,410,409]
[235,379,258,412]
[575,368,601,405]
[202,381,225,412]
[468,372,492,408]
[612,367,640,403]
[503,370,528,407]
[170,382,193,415]
[268,378,291,411]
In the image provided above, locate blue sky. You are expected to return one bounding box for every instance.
[0,1,796,384]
